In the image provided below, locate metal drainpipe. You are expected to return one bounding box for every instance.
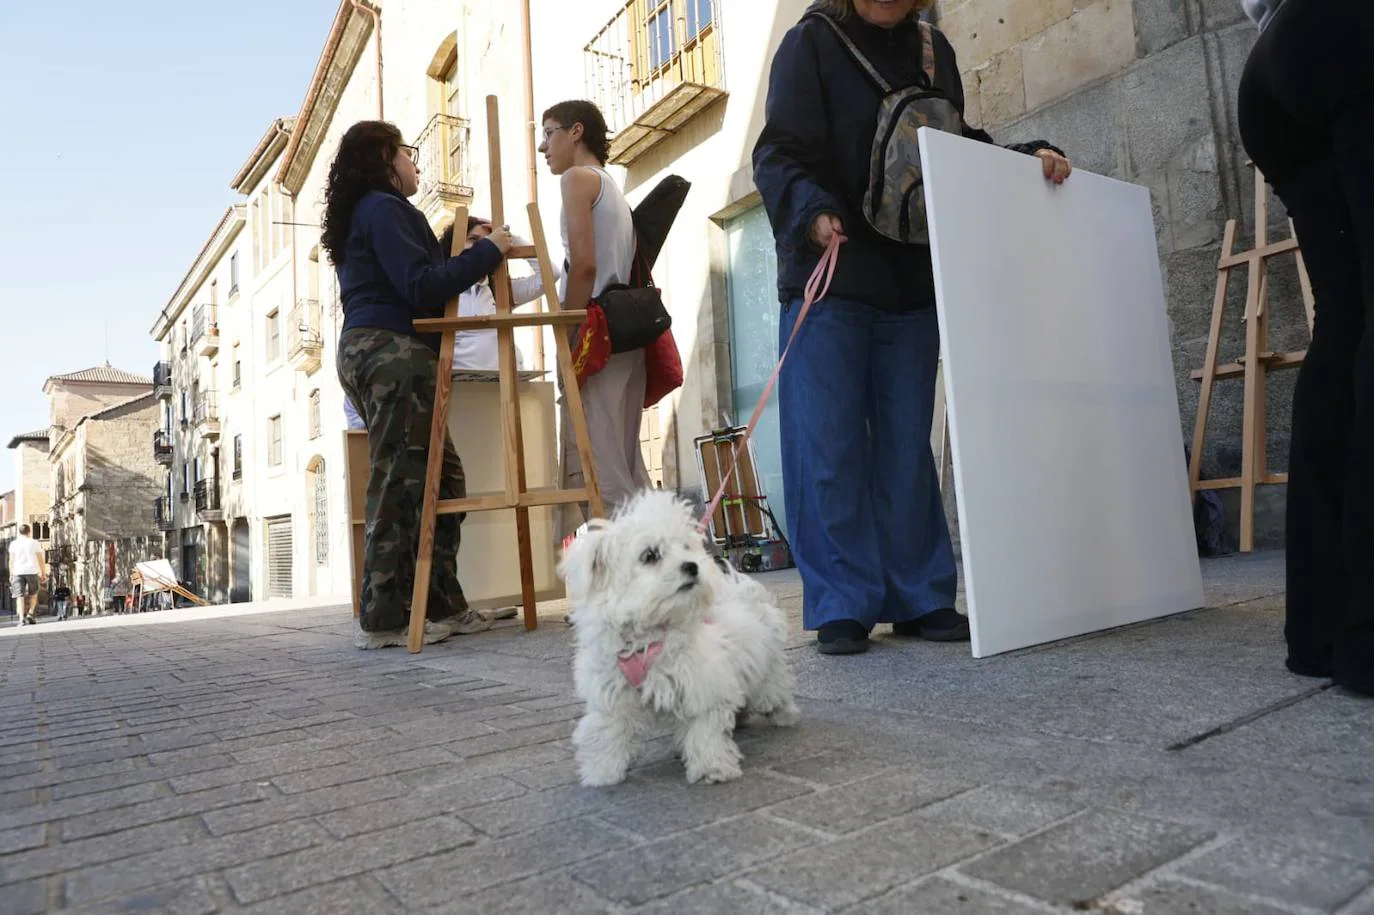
[350,0,383,119]
[519,0,546,371]
[273,121,298,339]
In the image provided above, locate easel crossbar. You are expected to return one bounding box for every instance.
[436,488,594,515]
[413,311,586,332]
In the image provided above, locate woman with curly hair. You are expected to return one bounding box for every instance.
[323,120,513,649]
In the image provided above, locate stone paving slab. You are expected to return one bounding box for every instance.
[0,550,1371,913]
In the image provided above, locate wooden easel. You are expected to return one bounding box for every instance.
[404,95,605,652]
[1188,163,1316,552]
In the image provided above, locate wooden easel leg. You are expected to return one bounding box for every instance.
[1253,168,1272,498]
[527,203,606,520]
[483,95,541,632]
[1189,221,1237,495]
[408,206,469,653]
[1239,254,1263,554]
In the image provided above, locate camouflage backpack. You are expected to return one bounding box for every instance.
[811,13,963,245]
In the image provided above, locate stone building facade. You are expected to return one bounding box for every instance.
[7,430,52,542]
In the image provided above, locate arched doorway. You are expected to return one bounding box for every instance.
[231,518,251,603]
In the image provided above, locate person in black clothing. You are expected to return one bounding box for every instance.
[52,583,72,621]
[323,120,514,649]
[752,0,1072,655]
[1237,0,1374,696]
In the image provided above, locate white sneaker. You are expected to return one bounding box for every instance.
[354,620,454,650]
[488,606,519,621]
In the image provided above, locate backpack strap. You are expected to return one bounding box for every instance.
[808,12,892,94]
[918,21,938,87]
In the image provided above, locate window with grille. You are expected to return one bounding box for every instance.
[313,462,328,565]
[233,434,243,480]
[266,310,281,362]
[268,415,282,467]
[308,390,321,439]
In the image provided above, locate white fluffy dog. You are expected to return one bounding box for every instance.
[559,490,799,786]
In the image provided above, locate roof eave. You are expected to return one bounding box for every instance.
[230,117,296,193]
[276,0,378,195]
[149,206,247,341]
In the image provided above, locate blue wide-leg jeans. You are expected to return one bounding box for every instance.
[777,295,958,631]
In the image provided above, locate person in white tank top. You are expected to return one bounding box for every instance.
[540,100,652,526]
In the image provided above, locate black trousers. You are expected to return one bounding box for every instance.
[1238,0,1374,694]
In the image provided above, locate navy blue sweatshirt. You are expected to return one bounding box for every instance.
[337,187,504,352]
[752,6,1062,313]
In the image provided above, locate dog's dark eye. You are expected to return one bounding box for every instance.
[640,547,661,564]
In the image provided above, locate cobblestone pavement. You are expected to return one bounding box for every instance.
[0,550,1371,914]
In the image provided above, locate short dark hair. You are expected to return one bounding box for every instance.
[541,100,611,165]
[438,216,490,254]
[18,524,30,536]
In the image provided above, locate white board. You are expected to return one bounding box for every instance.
[133,559,178,593]
[918,128,1204,658]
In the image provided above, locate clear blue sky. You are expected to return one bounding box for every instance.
[0,0,340,493]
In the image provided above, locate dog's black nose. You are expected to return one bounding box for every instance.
[681,561,699,578]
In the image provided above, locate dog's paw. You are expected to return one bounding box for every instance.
[765,702,801,728]
[686,760,742,784]
[579,764,629,787]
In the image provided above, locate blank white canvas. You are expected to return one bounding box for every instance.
[918,128,1204,658]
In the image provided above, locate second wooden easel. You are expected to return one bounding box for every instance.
[1188,163,1316,552]
[405,95,605,652]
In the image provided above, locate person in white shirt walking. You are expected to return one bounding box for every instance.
[8,525,48,626]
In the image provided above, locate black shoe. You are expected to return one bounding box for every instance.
[892,608,970,642]
[817,620,870,655]
[1285,656,1333,679]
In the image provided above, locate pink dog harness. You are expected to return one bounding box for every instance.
[618,642,664,689]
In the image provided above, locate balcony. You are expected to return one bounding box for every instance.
[153,428,174,465]
[415,113,473,223]
[193,392,220,440]
[153,361,173,400]
[288,298,324,375]
[193,479,223,523]
[154,496,174,532]
[192,304,220,357]
[585,0,727,166]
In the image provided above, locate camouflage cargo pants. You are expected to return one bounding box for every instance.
[337,327,467,632]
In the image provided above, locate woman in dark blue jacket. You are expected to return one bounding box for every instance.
[752,0,1072,655]
[323,120,512,650]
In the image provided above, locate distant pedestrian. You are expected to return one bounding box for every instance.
[52,582,71,621]
[8,525,47,626]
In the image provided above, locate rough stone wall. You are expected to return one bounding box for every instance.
[68,404,167,606]
[83,403,164,541]
[48,383,148,440]
[18,443,51,531]
[936,0,1293,547]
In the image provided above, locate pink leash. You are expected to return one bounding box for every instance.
[699,232,846,532]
